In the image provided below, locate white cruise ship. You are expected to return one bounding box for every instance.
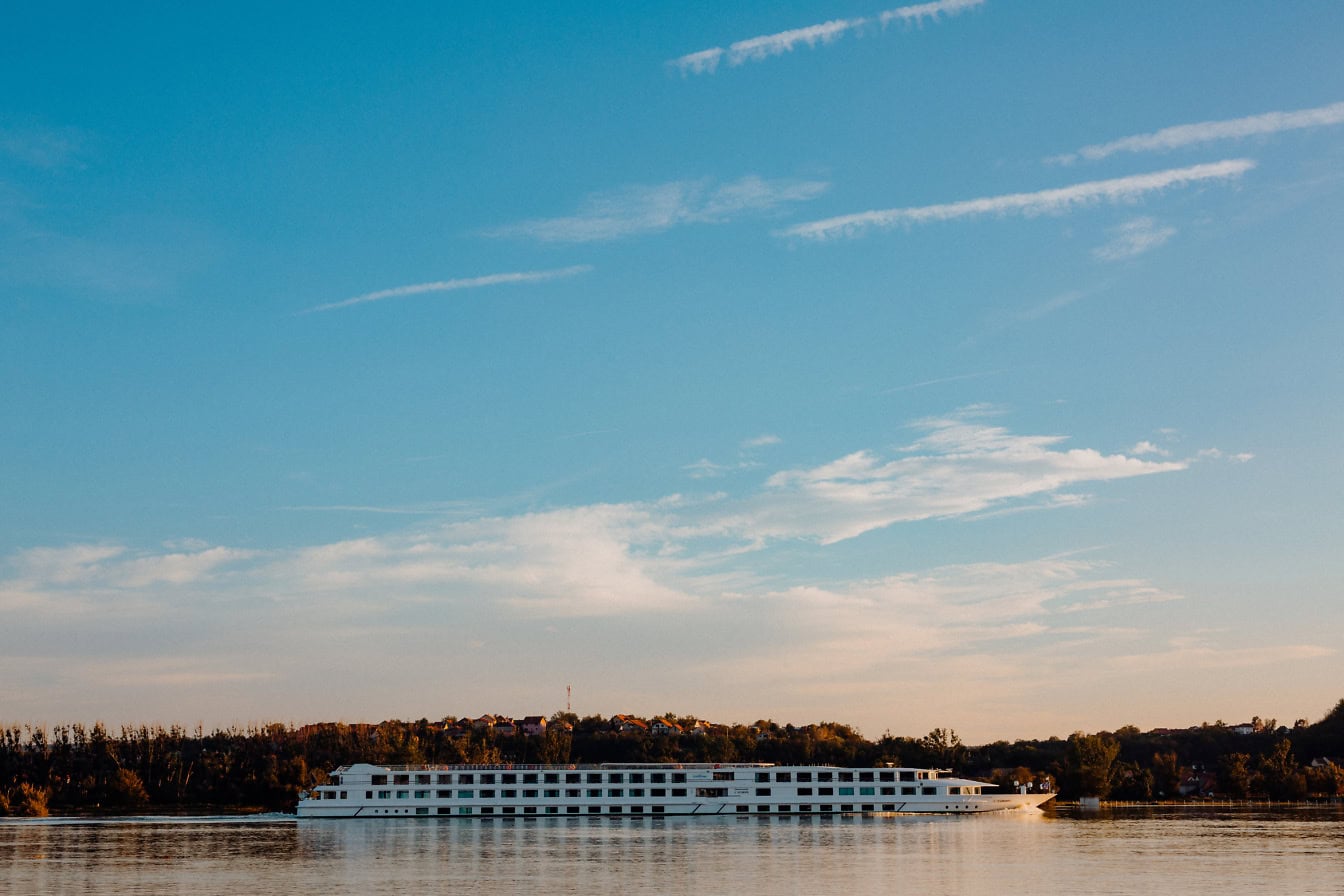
[297,762,1053,818]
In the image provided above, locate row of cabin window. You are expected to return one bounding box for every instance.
[353,771,690,787]
[366,804,921,816]
[351,788,693,800]
[753,771,925,783]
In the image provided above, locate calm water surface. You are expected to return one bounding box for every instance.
[3,806,1341,895]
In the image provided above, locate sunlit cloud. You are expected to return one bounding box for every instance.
[784,160,1255,241]
[1092,216,1176,261]
[304,265,593,313]
[486,176,828,243]
[1051,99,1344,164]
[728,407,1187,543]
[670,0,984,75]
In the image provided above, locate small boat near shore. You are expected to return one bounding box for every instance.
[297,761,1053,818]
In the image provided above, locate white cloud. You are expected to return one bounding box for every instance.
[304,265,592,313]
[1092,216,1176,261]
[670,0,983,75]
[783,159,1255,241]
[742,434,782,449]
[487,176,828,243]
[1196,447,1255,463]
[1131,440,1170,457]
[1052,99,1344,164]
[728,408,1187,543]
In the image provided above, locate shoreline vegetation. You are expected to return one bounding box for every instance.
[3,699,1341,818]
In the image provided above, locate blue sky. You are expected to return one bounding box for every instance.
[2,1,1342,741]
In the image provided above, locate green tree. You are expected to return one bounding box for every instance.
[1219,752,1252,798]
[1070,733,1120,798]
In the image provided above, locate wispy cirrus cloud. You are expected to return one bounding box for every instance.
[1092,216,1176,261]
[784,159,1254,241]
[727,408,1186,544]
[486,176,828,243]
[304,265,592,313]
[1051,100,1344,164]
[0,124,88,169]
[670,0,984,75]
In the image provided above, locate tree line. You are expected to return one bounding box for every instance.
[2,699,1341,816]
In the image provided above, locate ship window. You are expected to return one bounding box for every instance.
[437,774,452,785]
[524,789,538,798]
[818,787,834,796]
[861,804,874,812]
[587,789,602,798]
[902,787,916,795]
[798,804,812,813]
[378,790,391,799]
[339,791,347,799]
[459,774,475,784]
[650,788,666,797]
[480,807,493,815]
[414,790,430,799]
[609,806,622,814]
[502,789,517,798]
[671,788,687,797]
[480,789,496,798]
[481,774,496,784]
[672,773,687,783]
[366,791,372,799]
[797,788,812,796]
[566,773,581,783]
[502,807,515,815]
[629,788,645,797]
[755,772,769,783]
[436,790,451,798]
[609,789,624,798]
[901,771,915,781]
[630,805,644,814]
[777,804,790,813]
[416,807,429,815]
[502,774,517,784]
[523,774,538,784]
[651,773,666,783]
[415,774,430,785]
[881,787,895,796]
[566,806,580,814]
[859,772,874,782]
[396,791,409,799]
[544,773,559,784]
[607,773,624,783]
[922,787,937,795]
[797,772,813,782]
[841,804,853,812]
[713,771,734,781]
[323,791,335,799]
[879,772,895,782]
[736,805,749,813]
[545,806,559,814]
[458,790,473,798]
[544,789,559,798]
[948,787,961,795]
[651,806,664,813]
[629,773,644,783]
[524,806,537,814]
[372,775,387,785]
[394,775,409,785]
[696,788,727,797]
[458,807,472,815]
[756,805,770,813]
[775,772,792,783]
[437,807,452,814]
[587,773,602,783]
[883,804,896,811]
[838,772,854,782]
[817,772,832,782]
[820,805,833,813]
[588,806,601,814]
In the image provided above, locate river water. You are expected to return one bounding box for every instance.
[3,806,1341,895]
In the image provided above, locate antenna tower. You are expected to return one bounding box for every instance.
[567,685,572,713]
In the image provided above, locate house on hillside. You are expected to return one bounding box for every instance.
[651,718,683,736]
[522,716,548,736]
